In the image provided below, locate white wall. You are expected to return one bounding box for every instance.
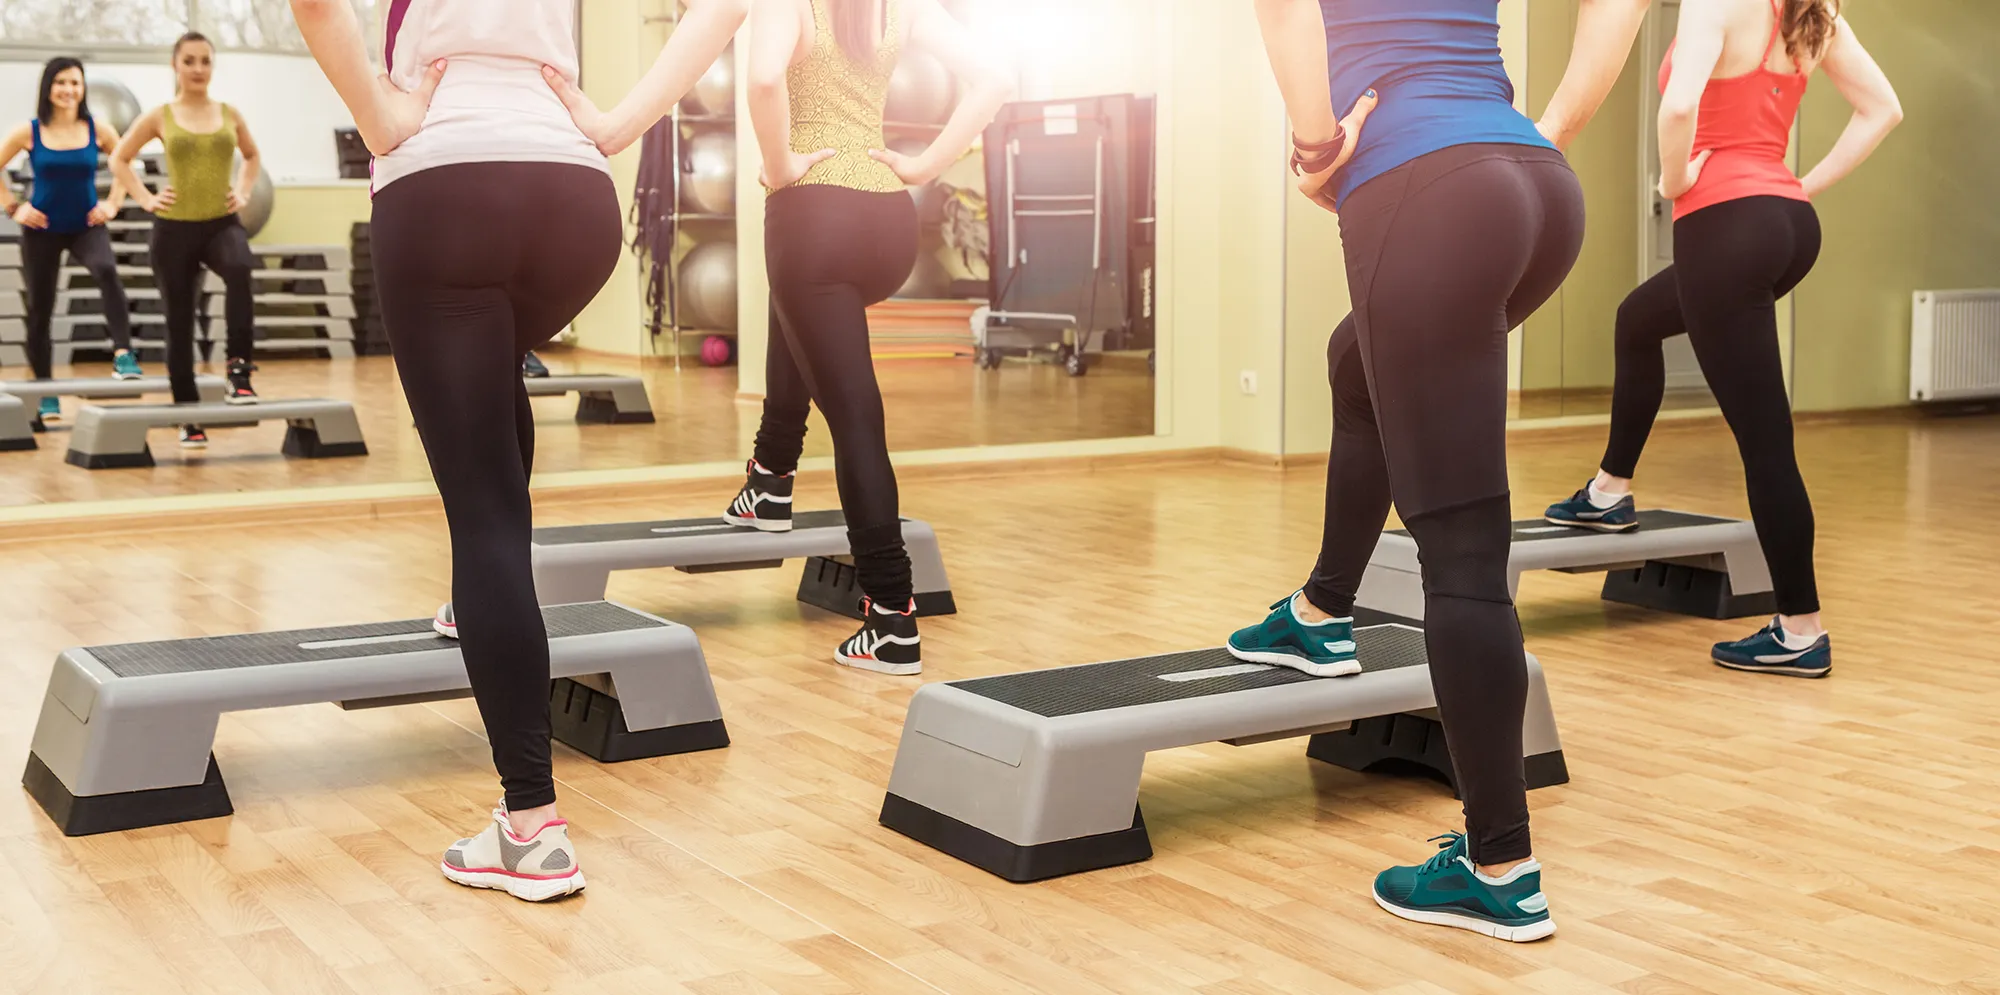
[0,52,355,181]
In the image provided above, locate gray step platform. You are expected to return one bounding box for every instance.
[0,316,21,340]
[1357,510,1777,621]
[58,266,354,294]
[23,600,727,836]
[525,374,656,424]
[57,288,358,320]
[65,397,367,469]
[0,243,16,267]
[52,313,357,340]
[0,343,24,369]
[0,296,21,320]
[0,392,33,451]
[2,376,227,430]
[532,510,955,621]
[0,269,19,292]
[879,610,1568,882]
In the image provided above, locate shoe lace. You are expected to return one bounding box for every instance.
[1418,832,1468,875]
[1267,589,1301,612]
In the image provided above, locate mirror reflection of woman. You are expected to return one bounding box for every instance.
[0,58,137,426]
[1545,0,1901,680]
[293,0,749,903]
[110,32,265,450]
[688,0,1010,675]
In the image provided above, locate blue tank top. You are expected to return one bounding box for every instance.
[1321,0,1552,207]
[28,118,100,234]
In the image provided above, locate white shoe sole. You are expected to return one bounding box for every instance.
[434,618,458,639]
[180,440,207,450]
[723,512,792,532]
[1712,657,1829,678]
[834,652,922,676]
[1225,643,1362,678]
[113,372,142,381]
[1373,890,1556,942]
[1541,515,1636,533]
[225,396,258,406]
[440,862,585,902]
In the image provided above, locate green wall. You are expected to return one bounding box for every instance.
[1791,0,2000,411]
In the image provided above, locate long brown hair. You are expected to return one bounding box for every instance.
[827,0,883,62]
[1781,0,1840,61]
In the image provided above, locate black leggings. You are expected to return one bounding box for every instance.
[372,162,622,811]
[20,226,131,378]
[751,184,919,607]
[1302,143,1585,865]
[150,215,255,403]
[1601,196,1822,616]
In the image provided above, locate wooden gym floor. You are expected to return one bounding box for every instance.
[0,349,1156,508]
[0,411,1994,993]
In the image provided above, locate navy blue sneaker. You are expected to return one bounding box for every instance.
[1712,617,1831,678]
[1373,832,1555,943]
[1226,592,1360,677]
[1544,482,1638,533]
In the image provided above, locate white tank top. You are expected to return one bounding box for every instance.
[374,0,609,191]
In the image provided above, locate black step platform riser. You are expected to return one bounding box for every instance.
[1601,561,1776,620]
[1306,712,1571,797]
[548,678,729,763]
[574,397,655,424]
[797,556,957,620]
[25,752,233,837]
[281,425,368,459]
[880,793,1151,883]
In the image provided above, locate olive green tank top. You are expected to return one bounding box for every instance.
[782,0,904,194]
[157,103,237,222]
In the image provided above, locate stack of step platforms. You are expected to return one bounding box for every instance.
[349,222,386,355]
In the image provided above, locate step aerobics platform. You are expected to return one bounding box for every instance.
[65,397,367,469]
[0,393,33,451]
[24,601,726,836]
[524,374,656,424]
[879,611,1567,882]
[531,510,956,621]
[2,376,227,431]
[1356,510,1776,620]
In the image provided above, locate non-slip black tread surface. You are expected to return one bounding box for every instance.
[87,602,662,678]
[532,510,852,546]
[1389,509,1736,542]
[952,624,1427,718]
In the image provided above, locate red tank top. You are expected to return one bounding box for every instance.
[1658,0,1810,220]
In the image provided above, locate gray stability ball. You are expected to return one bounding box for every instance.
[678,240,737,331]
[679,130,735,216]
[886,52,954,125]
[686,49,734,116]
[86,76,142,135]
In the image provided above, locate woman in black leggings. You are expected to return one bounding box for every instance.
[295,0,747,901]
[1230,0,1652,942]
[719,0,1010,675]
[1544,0,1901,679]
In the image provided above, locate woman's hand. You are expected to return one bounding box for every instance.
[11,203,49,229]
[1658,148,1713,200]
[759,148,837,190]
[224,189,247,214]
[144,186,178,214]
[361,59,446,156]
[1297,89,1379,214]
[543,65,637,156]
[867,147,940,186]
[86,201,115,226]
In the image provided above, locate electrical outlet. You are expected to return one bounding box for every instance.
[1239,370,1259,395]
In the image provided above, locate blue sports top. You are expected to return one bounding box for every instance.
[27,118,100,233]
[1321,0,1552,207]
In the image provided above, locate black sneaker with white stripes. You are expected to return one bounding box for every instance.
[835,598,922,675]
[723,459,795,532]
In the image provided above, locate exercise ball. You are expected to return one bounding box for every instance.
[86,76,141,135]
[679,130,736,216]
[699,334,735,367]
[678,240,737,331]
[238,162,276,237]
[885,52,953,124]
[889,136,937,211]
[686,49,734,116]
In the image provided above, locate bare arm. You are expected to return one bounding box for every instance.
[545,0,748,157]
[1537,0,1652,150]
[0,124,30,214]
[292,0,445,155]
[1252,0,1339,145]
[1798,16,1900,198]
[1658,0,1725,198]
[873,0,1015,185]
[230,107,261,208]
[747,0,810,185]
[96,123,127,215]
[110,106,166,211]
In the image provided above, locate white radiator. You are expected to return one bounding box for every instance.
[1911,290,2000,402]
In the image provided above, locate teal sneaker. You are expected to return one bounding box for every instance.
[1225,592,1360,677]
[1373,833,1555,943]
[1712,617,1831,678]
[112,351,144,380]
[36,395,60,425]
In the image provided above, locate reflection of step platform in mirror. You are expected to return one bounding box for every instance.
[532,510,955,620]
[1358,511,1776,620]
[0,393,35,450]
[879,611,1568,882]
[24,601,726,836]
[524,374,656,424]
[2,375,228,431]
[65,397,367,469]
[56,266,353,294]
[48,315,357,362]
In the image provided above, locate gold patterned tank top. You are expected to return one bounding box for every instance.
[157,103,238,222]
[781,0,904,194]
